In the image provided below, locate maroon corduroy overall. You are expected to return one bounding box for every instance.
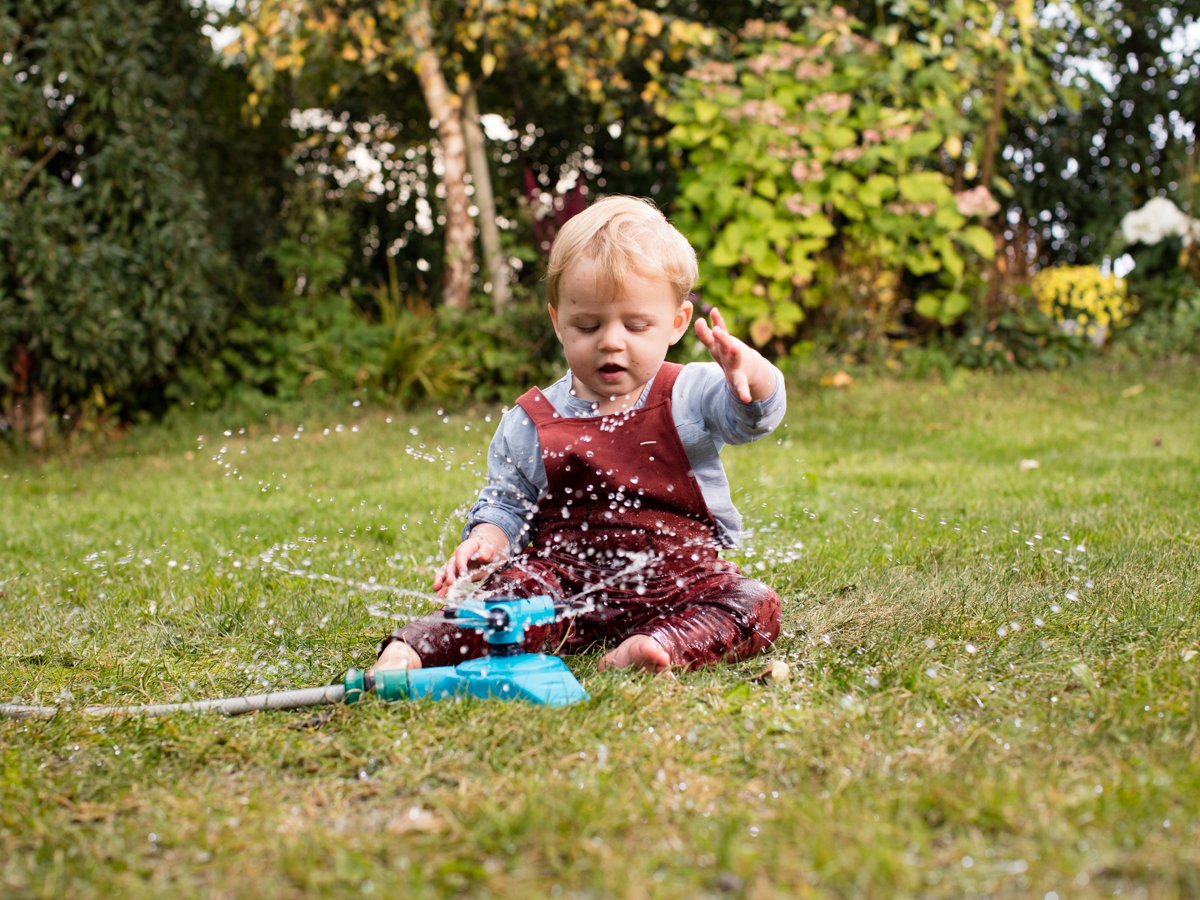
[382,363,780,669]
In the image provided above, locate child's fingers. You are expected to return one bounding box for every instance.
[434,539,479,592]
[456,540,482,573]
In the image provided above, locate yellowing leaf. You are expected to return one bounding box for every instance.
[480,52,496,77]
[749,318,775,347]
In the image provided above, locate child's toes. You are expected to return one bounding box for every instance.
[600,635,671,672]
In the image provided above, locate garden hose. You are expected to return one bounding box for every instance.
[0,682,347,720]
[0,594,589,719]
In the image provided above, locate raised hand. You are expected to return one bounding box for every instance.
[693,307,775,403]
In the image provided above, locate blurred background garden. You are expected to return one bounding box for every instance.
[2,0,1197,448]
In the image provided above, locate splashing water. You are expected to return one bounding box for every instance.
[21,404,1104,697]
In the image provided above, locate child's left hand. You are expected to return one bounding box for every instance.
[694,307,776,403]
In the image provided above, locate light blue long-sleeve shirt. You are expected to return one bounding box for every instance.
[466,362,786,550]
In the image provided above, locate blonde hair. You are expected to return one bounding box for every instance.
[545,196,698,308]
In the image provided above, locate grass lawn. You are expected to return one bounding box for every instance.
[2,356,1198,897]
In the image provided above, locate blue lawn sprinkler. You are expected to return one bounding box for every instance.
[1,595,588,719]
[344,594,589,708]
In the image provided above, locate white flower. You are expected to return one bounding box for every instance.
[1120,197,1195,246]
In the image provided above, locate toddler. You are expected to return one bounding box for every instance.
[377,196,785,673]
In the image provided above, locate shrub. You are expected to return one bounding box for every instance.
[0,0,227,445]
[666,10,1005,351]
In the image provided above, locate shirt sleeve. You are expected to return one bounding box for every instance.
[682,361,786,446]
[463,406,546,551]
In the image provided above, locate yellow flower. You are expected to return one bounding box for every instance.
[1031,265,1134,327]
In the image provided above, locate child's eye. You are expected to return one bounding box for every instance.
[626,322,650,332]
[576,324,599,333]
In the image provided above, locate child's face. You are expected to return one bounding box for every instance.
[549,257,692,413]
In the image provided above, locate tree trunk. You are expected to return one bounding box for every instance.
[6,387,48,450]
[463,89,511,314]
[979,66,1008,189]
[406,0,473,310]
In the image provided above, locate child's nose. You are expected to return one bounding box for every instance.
[597,323,625,350]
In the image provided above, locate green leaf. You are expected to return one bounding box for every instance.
[746,238,770,267]
[934,236,964,280]
[756,247,783,277]
[788,242,821,280]
[901,130,943,157]
[942,291,970,320]
[957,225,996,260]
[915,290,968,325]
[905,248,941,276]
[695,99,721,125]
[934,204,967,230]
[915,293,942,319]
[822,125,858,149]
[796,214,836,238]
[858,174,896,208]
[681,178,712,207]
[898,172,951,204]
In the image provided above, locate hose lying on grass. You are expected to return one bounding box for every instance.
[0,683,347,720]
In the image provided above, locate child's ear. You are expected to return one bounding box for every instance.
[547,303,563,341]
[670,299,694,343]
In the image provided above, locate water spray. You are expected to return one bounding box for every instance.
[0,595,588,720]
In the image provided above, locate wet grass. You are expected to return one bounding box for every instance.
[2,356,1198,897]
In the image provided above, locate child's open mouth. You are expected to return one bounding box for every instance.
[598,363,626,383]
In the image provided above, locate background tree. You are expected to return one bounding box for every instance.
[0,0,229,446]
[1003,0,1198,267]
[229,0,715,312]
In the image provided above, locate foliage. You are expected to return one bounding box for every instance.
[0,0,227,442]
[233,0,712,118]
[1031,265,1135,339]
[364,297,561,406]
[1117,283,1200,359]
[667,7,1036,350]
[171,289,562,415]
[308,291,560,408]
[917,306,1091,375]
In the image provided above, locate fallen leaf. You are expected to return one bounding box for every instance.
[820,370,854,388]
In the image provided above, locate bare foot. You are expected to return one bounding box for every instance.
[372,640,422,674]
[599,635,672,673]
